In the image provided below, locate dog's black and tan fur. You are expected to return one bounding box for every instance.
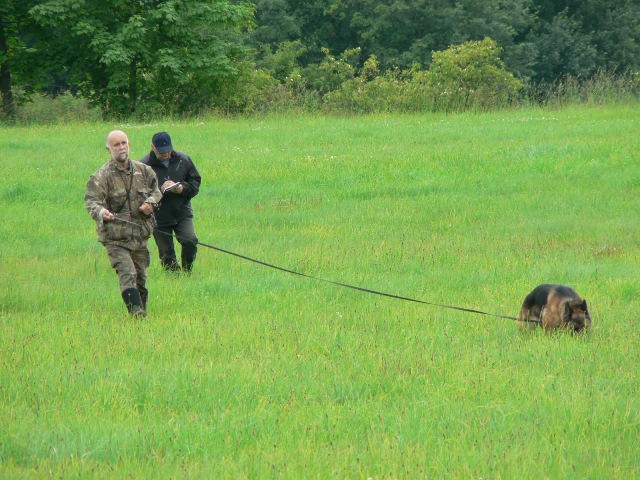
[517,284,591,333]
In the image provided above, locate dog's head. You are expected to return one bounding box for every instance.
[564,299,591,333]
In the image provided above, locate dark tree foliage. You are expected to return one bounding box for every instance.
[526,0,640,81]
[248,0,300,48]
[0,0,46,120]
[252,0,639,81]
[251,0,539,72]
[577,0,640,72]
[0,4,21,119]
[530,10,597,81]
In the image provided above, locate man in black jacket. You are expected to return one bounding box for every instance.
[140,132,202,273]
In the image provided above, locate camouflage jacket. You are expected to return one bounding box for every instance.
[85,159,162,245]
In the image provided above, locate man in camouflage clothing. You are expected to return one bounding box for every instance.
[85,130,162,317]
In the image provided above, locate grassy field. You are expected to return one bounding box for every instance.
[1,104,639,478]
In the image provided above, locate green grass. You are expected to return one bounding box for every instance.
[1,104,639,478]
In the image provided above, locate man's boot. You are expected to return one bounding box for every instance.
[182,262,193,275]
[182,242,197,274]
[162,259,181,273]
[139,286,148,311]
[122,288,147,317]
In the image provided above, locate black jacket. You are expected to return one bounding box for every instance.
[140,150,202,227]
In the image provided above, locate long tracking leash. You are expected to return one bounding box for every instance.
[114,215,539,324]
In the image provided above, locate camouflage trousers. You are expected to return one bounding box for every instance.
[104,240,150,292]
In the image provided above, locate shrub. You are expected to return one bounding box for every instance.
[217,66,282,114]
[323,39,523,114]
[302,48,360,95]
[323,57,407,113]
[257,41,307,82]
[425,38,523,112]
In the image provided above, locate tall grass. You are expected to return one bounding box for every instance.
[11,92,103,125]
[523,70,640,108]
[1,104,639,478]
[6,70,639,123]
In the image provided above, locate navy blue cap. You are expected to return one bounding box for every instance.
[152,132,173,154]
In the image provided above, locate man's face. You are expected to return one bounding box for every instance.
[107,132,130,163]
[152,145,172,161]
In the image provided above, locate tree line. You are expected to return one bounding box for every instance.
[1,0,639,120]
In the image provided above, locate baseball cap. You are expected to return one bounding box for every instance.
[152,132,173,154]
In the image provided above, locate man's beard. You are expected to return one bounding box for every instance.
[113,151,129,163]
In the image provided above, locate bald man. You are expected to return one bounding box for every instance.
[85,130,162,317]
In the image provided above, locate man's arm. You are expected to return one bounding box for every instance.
[84,174,111,223]
[140,164,163,213]
[180,155,202,199]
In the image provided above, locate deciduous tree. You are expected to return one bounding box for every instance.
[30,0,254,117]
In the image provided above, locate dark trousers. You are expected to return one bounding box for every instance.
[153,217,198,272]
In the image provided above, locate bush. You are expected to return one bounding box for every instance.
[323,57,408,113]
[425,38,523,112]
[302,47,360,95]
[323,39,523,114]
[218,66,322,115]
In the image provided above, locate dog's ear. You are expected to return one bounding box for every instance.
[581,299,588,312]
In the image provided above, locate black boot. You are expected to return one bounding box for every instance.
[182,262,193,275]
[139,286,148,311]
[121,288,147,318]
[162,260,181,273]
[182,242,197,274]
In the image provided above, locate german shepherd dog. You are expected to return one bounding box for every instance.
[517,284,591,333]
